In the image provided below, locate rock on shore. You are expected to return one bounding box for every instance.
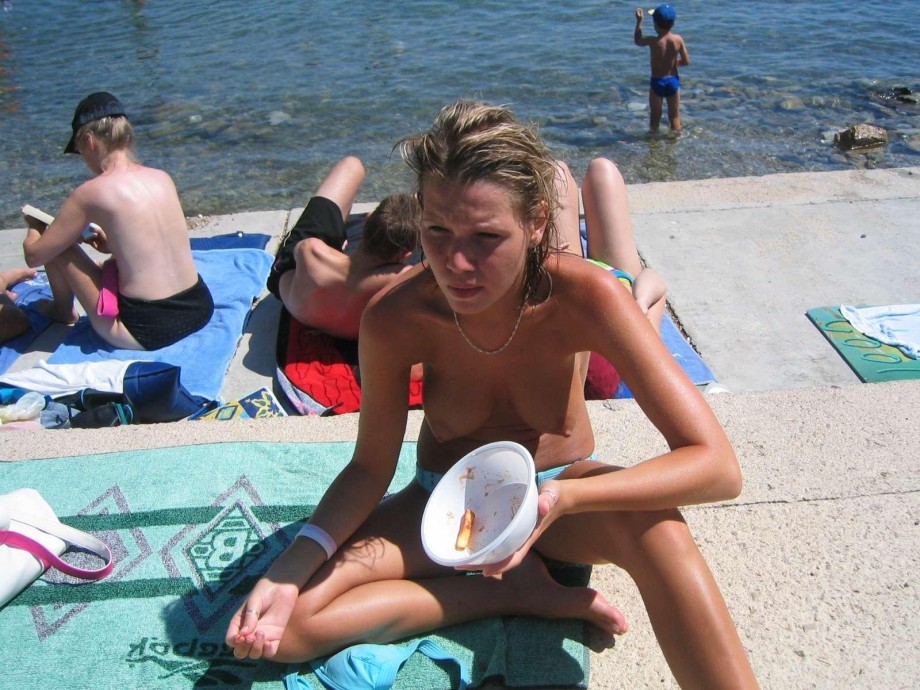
[834,123,888,150]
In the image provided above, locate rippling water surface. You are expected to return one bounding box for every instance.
[1,0,918,228]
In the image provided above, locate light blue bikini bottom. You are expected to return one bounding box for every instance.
[415,461,579,494]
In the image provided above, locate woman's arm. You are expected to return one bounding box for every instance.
[308,301,415,542]
[564,269,741,513]
[473,262,738,578]
[23,189,91,267]
[227,286,417,658]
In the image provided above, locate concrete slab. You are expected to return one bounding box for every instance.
[585,381,920,690]
[2,383,918,689]
[629,167,920,392]
[5,167,918,399]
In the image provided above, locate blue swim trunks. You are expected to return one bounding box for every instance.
[415,452,603,493]
[415,463,572,494]
[650,75,680,98]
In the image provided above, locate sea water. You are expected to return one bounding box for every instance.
[1,0,917,228]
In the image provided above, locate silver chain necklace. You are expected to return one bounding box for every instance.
[452,271,552,356]
[453,302,526,355]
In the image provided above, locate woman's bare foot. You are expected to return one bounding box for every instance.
[36,299,80,324]
[501,552,628,636]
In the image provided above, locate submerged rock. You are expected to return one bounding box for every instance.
[269,111,292,126]
[867,85,919,108]
[779,96,804,110]
[833,124,888,150]
[905,134,920,155]
[890,86,919,104]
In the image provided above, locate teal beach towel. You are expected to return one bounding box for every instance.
[0,442,593,689]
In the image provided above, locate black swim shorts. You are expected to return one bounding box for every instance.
[118,274,214,350]
[266,196,346,299]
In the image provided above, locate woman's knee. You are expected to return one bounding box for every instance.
[610,508,696,572]
[273,591,331,662]
[554,160,574,185]
[585,157,625,188]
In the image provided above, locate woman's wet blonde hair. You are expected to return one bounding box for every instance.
[399,100,559,302]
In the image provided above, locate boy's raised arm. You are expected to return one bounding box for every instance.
[634,8,654,46]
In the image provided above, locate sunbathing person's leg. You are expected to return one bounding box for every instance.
[269,156,366,302]
[581,157,666,332]
[311,156,366,219]
[553,161,584,257]
[43,244,144,349]
[38,260,80,324]
[552,161,593,383]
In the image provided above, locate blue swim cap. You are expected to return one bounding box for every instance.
[652,4,676,23]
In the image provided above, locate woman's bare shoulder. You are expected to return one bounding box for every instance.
[363,265,440,329]
[551,252,632,303]
[359,266,442,372]
[547,253,647,347]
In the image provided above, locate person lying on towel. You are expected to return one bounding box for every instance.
[22,92,213,351]
[266,156,420,340]
[559,157,667,335]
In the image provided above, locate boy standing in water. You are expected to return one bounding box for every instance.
[634,4,690,130]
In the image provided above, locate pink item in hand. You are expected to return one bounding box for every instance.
[96,258,120,318]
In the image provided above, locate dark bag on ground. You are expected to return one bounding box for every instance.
[55,362,212,428]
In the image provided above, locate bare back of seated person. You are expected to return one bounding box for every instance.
[273,156,421,341]
[285,233,415,341]
[24,159,198,304]
[69,163,200,300]
[23,92,210,351]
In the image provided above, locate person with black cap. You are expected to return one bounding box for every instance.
[634,4,690,130]
[22,91,214,350]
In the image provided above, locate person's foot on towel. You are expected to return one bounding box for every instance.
[35,299,80,325]
[502,552,628,637]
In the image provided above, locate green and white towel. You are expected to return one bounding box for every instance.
[1,442,592,689]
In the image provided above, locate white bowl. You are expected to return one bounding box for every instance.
[421,441,538,567]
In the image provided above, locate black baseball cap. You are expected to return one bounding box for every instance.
[64,91,127,154]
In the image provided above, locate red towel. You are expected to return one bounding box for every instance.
[282,316,423,415]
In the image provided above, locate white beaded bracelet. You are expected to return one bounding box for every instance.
[296,523,337,560]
